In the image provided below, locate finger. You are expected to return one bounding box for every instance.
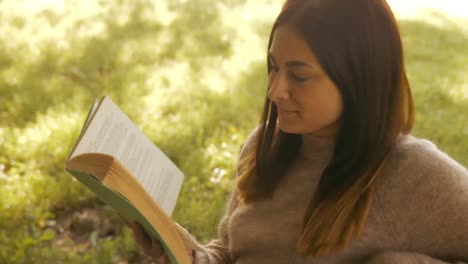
[189,249,195,263]
[154,253,170,264]
[149,239,165,259]
[130,222,152,254]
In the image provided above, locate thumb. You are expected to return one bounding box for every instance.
[173,223,205,252]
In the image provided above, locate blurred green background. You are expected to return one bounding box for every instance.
[0,0,467,263]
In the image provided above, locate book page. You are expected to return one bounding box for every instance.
[70,96,184,216]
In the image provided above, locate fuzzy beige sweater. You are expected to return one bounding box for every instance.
[184,130,468,264]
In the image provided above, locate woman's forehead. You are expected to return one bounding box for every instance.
[269,25,320,65]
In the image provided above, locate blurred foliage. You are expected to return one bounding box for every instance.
[0,0,467,263]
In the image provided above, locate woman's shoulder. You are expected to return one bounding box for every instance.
[390,133,440,161]
[377,133,467,195]
[386,133,465,172]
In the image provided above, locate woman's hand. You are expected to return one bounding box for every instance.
[126,220,195,264]
[129,222,171,263]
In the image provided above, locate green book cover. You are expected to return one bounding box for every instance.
[65,169,179,264]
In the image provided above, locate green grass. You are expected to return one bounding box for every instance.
[0,1,467,263]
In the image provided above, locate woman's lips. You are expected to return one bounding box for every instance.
[277,108,298,117]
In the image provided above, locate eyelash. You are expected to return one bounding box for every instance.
[269,65,309,82]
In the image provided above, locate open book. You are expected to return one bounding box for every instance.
[65,96,192,264]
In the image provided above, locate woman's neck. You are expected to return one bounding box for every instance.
[298,133,336,162]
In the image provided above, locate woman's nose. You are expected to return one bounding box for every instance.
[267,73,290,102]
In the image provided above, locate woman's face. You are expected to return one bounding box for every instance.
[267,24,343,137]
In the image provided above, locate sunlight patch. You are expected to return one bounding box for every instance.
[449,83,468,101]
[388,0,468,19]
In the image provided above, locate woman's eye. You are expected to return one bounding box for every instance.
[270,64,279,72]
[289,73,309,82]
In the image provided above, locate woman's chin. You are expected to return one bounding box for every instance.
[277,122,333,136]
[277,122,301,134]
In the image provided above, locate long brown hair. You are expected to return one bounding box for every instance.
[236,0,414,257]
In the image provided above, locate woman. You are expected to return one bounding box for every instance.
[129,0,468,263]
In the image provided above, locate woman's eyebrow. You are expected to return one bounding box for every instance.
[268,51,315,69]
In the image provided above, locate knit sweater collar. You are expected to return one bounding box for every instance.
[298,133,336,162]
